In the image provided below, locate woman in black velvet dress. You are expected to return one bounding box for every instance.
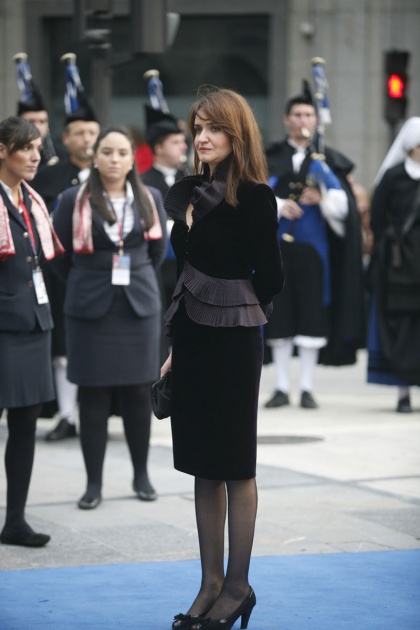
[161,88,284,630]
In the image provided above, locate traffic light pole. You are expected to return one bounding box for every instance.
[388,121,397,145]
[85,29,112,126]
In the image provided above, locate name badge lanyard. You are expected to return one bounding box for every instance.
[117,199,128,255]
[111,199,131,286]
[19,197,49,304]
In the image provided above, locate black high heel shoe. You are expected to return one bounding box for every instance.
[193,588,256,630]
[172,600,216,630]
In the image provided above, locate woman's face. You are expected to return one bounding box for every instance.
[193,110,232,174]
[94,132,134,187]
[0,137,42,185]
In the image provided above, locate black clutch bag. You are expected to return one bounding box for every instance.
[151,372,171,420]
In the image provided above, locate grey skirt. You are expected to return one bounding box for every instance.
[66,288,160,387]
[0,329,54,408]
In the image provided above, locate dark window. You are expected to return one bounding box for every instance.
[46,14,269,139]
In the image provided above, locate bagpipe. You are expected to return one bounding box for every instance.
[282,57,341,242]
[60,52,87,119]
[143,69,170,114]
[13,52,59,166]
[143,69,189,171]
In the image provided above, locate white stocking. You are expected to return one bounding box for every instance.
[297,346,319,393]
[271,339,293,393]
[53,357,78,424]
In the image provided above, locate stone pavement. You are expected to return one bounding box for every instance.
[1,350,419,571]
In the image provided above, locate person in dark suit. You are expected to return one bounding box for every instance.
[142,108,190,362]
[51,126,167,510]
[31,70,101,441]
[160,88,284,630]
[14,52,60,169]
[0,116,64,547]
[141,106,188,195]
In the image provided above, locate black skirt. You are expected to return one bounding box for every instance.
[0,329,54,408]
[265,242,330,339]
[66,288,160,387]
[170,300,263,481]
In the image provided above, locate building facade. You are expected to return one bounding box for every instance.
[0,0,419,188]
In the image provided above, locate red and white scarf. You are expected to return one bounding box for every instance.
[0,181,64,262]
[73,183,163,254]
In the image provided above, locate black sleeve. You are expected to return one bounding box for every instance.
[242,184,284,305]
[145,186,168,270]
[48,188,78,282]
[370,171,393,241]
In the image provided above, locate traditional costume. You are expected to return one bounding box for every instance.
[367,117,420,412]
[14,53,59,169]
[264,86,364,408]
[30,56,99,439]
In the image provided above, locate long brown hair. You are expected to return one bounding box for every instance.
[188,87,268,207]
[82,126,154,230]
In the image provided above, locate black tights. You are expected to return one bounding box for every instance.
[78,384,154,497]
[187,476,258,621]
[1,404,41,528]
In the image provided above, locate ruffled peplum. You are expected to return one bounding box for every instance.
[164,262,267,334]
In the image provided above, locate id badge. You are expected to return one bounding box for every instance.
[112,254,131,285]
[33,268,49,304]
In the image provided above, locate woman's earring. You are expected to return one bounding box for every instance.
[93,163,98,169]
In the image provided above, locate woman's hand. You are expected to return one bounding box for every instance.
[161,352,172,377]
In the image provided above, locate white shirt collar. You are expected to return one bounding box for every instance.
[103,181,135,204]
[287,139,309,153]
[153,164,177,177]
[0,179,17,205]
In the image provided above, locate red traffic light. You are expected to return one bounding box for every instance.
[384,50,410,124]
[388,73,405,98]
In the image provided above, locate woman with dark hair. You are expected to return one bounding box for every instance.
[0,116,64,546]
[161,88,284,630]
[51,126,167,509]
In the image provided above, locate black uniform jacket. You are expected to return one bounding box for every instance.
[0,185,53,332]
[31,157,83,213]
[50,185,167,320]
[265,139,366,365]
[141,166,185,198]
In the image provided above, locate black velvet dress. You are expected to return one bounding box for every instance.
[164,168,284,480]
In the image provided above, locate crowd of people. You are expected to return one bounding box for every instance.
[0,53,419,630]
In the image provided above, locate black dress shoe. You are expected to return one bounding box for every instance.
[133,480,158,502]
[0,524,50,547]
[300,391,318,409]
[396,395,412,413]
[45,418,77,441]
[264,390,290,408]
[78,493,102,510]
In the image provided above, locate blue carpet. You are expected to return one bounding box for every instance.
[0,551,419,629]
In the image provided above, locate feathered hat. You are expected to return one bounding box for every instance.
[13,53,48,115]
[61,53,98,125]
